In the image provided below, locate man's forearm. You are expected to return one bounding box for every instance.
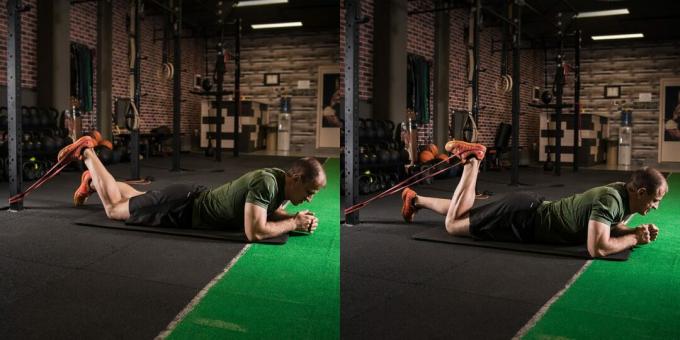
[252,217,296,241]
[270,208,295,221]
[611,224,636,237]
[596,234,638,257]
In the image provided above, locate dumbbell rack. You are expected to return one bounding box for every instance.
[0,106,68,181]
[354,119,409,196]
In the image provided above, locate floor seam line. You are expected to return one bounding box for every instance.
[512,260,593,339]
[156,244,252,339]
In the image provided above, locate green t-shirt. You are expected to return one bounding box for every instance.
[534,182,631,244]
[191,168,287,229]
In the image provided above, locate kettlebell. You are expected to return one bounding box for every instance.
[201,78,213,92]
[541,90,553,105]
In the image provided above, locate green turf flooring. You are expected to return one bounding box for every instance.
[523,173,679,340]
[164,159,340,339]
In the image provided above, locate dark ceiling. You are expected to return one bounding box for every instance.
[145,0,679,46]
[479,0,680,46]
[145,0,339,36]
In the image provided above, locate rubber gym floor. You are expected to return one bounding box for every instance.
[0,154,339,339]
[341,167,678,339]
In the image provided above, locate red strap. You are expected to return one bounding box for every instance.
[8,148,79,204]
[344,155,463,215]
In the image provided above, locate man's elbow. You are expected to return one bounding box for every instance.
[589,248,607,258]
[245,233,261,242]
[244,226,264,242]
[588,244,609,258]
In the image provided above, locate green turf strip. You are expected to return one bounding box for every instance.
[523,174,680,340]
[165,159,339,339]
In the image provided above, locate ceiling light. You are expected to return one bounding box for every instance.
[591,33,644,41]
[251,21,303,29]
[234,0,288,7]
[574,8,629,19]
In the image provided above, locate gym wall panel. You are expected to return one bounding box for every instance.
[550,42,680,165]
[219,31,339,152]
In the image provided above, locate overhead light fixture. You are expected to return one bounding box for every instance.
[234,0,288,7]
[591,33,644,41]
[252,21,303,29]
[574,8,629,19]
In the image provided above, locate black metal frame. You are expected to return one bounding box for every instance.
[343,0,361,225]
[7,0,27,211]
[573,29,581,172]
[535,14,582,176]
[214,40,225,162]
[471,0,481,123]
[171,0,182,172]
[131,0,142,180]
[510,0,522,186]
[234,17,241,158]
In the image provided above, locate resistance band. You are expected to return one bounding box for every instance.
[8,146,82,204]
[345,154,464,215]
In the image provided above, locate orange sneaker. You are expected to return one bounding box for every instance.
[89,130,103,144]
[73,170,95,206]
[89,130,113,150]
[57,135,98,163]
[444,140,486,161]
[401,187,419,223]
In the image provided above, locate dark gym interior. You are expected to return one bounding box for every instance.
[3,0,680,339]
[2,0,340,338]
[341,0,680,339]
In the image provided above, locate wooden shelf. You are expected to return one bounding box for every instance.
[189,90,234,96]
[528,103,574,109]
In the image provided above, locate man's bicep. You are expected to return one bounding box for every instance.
[587,219,610,256]
[244,202,268,240]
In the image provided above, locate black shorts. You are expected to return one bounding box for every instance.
[126,184,207,228]
[468,191,543,243]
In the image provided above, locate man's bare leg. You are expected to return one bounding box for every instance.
[413,196,451,215]
[414,159,481,215]
[88,181,144,200]
[443,158,481,235]
[82,148,132,220]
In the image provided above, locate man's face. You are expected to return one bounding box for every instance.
[635,185,667,215]
[289,177,324,206]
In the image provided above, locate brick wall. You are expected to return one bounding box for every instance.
[0,0,39,89]
[0,1,203,135]
[407,0,435,145]
[339,0,374,100]
[70,0,203,135]
[340,1,544,151]
[69,1,98,128]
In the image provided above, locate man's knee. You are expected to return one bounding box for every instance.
[104,201,129,221]
[445,218,470,236]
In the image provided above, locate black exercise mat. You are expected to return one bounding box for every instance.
[412,227,630,261]
[74,214,288,244]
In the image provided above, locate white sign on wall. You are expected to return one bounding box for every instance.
[639,92,652,102]
[297,80,310,89]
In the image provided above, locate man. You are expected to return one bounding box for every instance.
[59,133,326,242]
[401,140,667,258]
